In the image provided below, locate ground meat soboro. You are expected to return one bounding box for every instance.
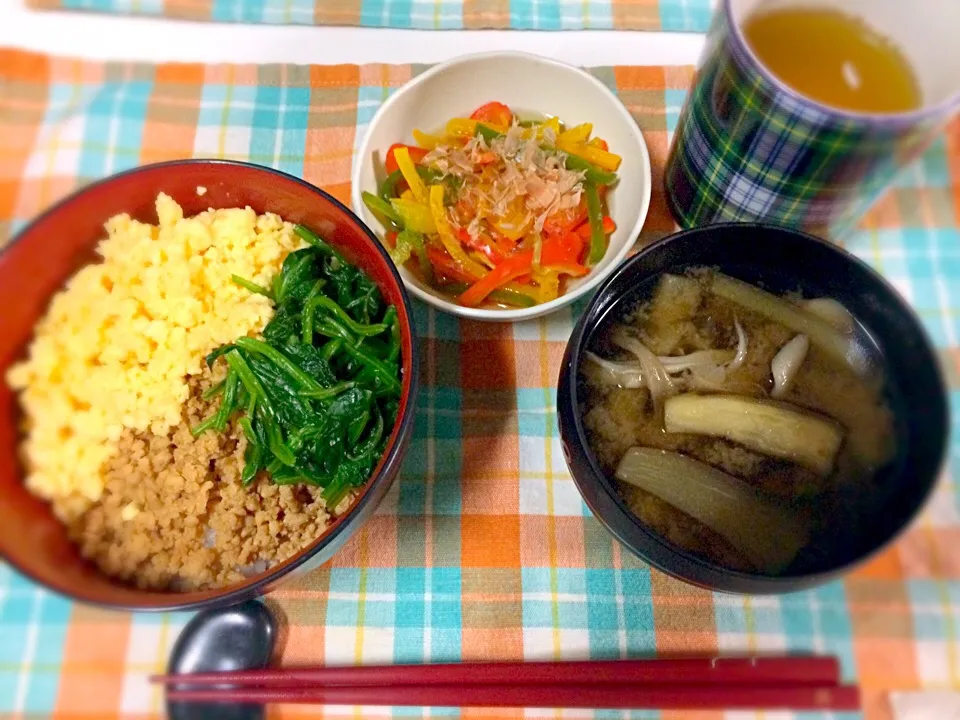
[67,372,353,591]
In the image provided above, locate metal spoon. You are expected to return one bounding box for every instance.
[166,600,276,720]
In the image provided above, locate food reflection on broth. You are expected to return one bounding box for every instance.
[580,268,896,574]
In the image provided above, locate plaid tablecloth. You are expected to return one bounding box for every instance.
[0,48,958,720]
[25,0,715,31]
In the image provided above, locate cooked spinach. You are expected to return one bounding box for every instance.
[195,224,402,508]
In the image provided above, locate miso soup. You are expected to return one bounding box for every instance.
[580,268,896,574]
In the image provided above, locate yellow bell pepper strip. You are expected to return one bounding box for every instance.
[446,118,480,138]
[518,116,562,141]
[557,138,622,171]
[459,252,534,307]
[535,269,560,304]
[412,129,444,149]
[538,115,562,140]
[394,146,427,204]
[557,123,593,145]
[589,136,609,150]
[541,262,589,277]
[429,184,489,278]
[584,182,607,266]
[490,203,532,242]
[390,197,436,233]
[502,282,541,302]
[532,233,543,270]
[361,191,403,230]
[446,118,509,143]
[577,143,622,171]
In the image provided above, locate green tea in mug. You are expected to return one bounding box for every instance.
[742,8,921,113]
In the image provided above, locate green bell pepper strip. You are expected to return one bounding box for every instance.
[378,169,403,200]
[361,191,403,230]
[440,282,537,308]
[475,123,502,144]
[584,182,607,266]
[562,154,618,186]
[378,166,443,202]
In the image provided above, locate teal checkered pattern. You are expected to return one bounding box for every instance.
[29,0,715,31]
[0,51,958,719]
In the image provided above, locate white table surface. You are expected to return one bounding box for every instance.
[0,0,704,67]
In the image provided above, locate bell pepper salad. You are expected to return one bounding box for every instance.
[361,101,620,309]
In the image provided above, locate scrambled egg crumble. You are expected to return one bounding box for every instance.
[7,193,303,520]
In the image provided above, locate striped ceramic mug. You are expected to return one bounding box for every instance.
[665,0,960,238]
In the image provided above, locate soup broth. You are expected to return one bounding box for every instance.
[580,268,896,574]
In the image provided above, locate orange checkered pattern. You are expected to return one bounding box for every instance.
[25,0,714,32]
[1,49,959,720]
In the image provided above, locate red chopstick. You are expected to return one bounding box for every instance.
[152,656,840,689]
[164,683,860,711]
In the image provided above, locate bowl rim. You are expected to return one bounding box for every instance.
[350,50,653,322]
[558,222,951,594]
[0,159,420,611]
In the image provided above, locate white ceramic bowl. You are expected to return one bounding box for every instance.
[351,51,652,322]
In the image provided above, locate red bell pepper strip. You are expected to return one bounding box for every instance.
[541,231,585,267]
[425,246,484,285]
[457,233,589,307]
[542,203,588,236]
[385,144,429,175]
[470,102,514,128]
[458,253,533,307]
[575,215,616,240]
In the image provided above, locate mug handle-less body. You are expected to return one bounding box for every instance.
[664,0,960,238]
